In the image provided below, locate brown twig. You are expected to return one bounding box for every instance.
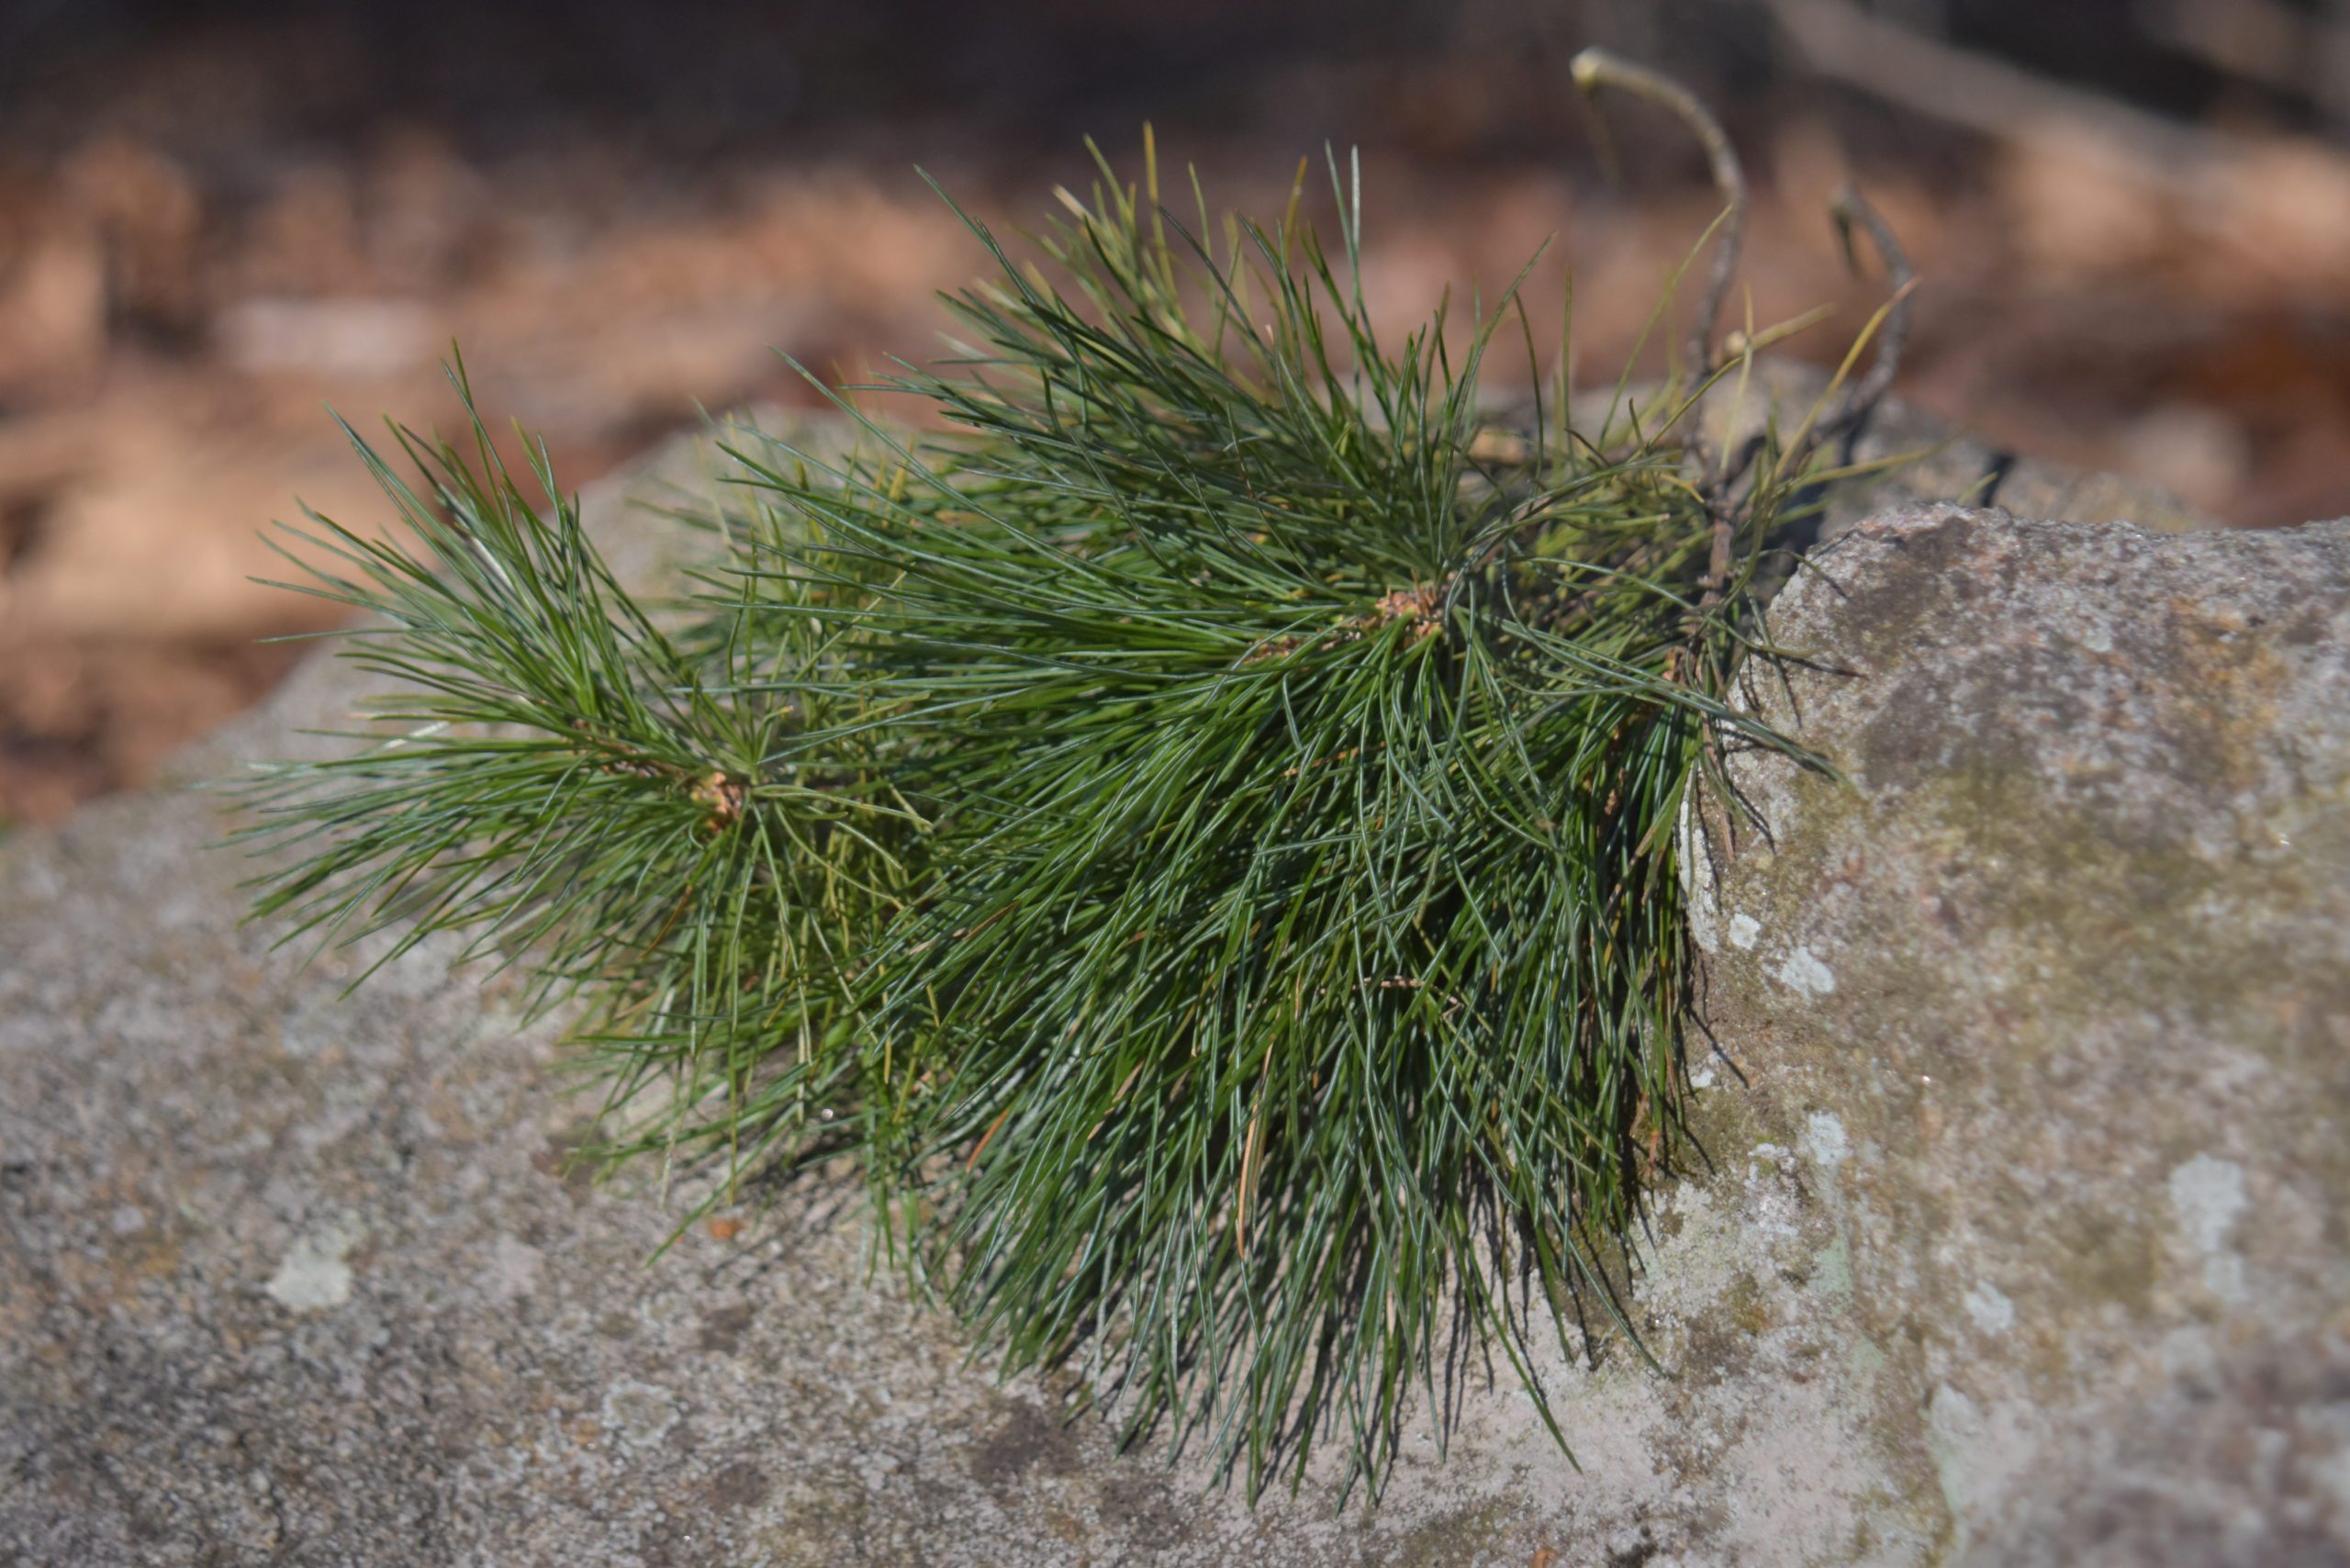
[1815,180,1916,450]
[1763,0,2344,216]
[1570,48,1748,378]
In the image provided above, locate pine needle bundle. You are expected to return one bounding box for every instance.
[239,61,1908,1499]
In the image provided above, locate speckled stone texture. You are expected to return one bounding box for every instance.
[1686,502,2350,1566]
[3,414,2344,1565]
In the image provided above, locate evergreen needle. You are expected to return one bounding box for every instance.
[238,123,1893,1500]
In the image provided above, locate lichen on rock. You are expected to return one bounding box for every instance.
[1688,500,2350,1564]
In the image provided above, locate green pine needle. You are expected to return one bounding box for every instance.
[237,140,1861,1501]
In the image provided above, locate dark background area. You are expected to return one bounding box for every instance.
[3,0,2347,822]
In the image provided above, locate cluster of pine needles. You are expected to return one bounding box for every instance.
[237,54,1911,1501]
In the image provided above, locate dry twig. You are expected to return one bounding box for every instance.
[1570,47,1748,377]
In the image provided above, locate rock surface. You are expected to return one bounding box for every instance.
[1687,501,2350,1566]
[3,415,2344,1565]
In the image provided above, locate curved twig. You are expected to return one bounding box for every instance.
[1816,180,1915,448]
[1570,48,1748,377]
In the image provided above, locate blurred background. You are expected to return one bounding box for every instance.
[2,0,2346,824]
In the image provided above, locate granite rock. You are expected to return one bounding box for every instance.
[1685,501,2350,1566]
[3,412,2344,1565]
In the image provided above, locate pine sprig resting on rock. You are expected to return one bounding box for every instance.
[238,73,1909,1500]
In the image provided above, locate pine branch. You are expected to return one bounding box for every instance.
[237,124,1883,1501]
[236,366,916,1172]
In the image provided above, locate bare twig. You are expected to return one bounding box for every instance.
[1765,0,2327,213]
[1816,181,1915,449]
[1699,504,1736,601]
[2139,0,2348,109]
[1570,48,1747,377]
[1768,0,2350,303]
